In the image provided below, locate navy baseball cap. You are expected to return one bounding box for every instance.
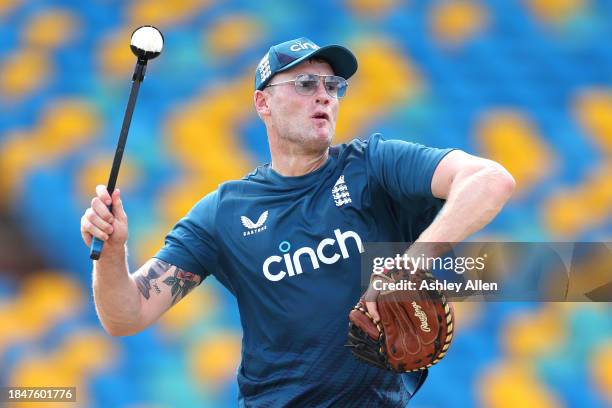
[254,37,358,91]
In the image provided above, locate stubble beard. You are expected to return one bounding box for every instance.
[278,120,333,155]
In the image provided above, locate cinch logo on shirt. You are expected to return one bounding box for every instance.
[262,229,364,282]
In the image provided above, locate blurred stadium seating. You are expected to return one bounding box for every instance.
[0,1,610,407]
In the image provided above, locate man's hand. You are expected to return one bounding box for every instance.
[365,266,414,323]
[364,284,380,323]
[80,185,128,253]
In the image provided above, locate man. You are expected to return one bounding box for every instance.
[81,37,515,406]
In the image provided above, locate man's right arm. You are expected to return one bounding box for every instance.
[93,249,201,336]
[82,185,202,336]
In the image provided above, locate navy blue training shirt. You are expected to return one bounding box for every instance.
[155,134,454,407]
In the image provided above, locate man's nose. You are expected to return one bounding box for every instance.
[314,79,330,104]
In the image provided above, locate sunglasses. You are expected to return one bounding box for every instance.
[266,73,348,98]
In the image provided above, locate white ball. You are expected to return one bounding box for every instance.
[131,26,163,53]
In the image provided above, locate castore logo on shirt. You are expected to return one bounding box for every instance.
[241,210,269,236]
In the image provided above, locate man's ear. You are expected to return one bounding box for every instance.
[254,90,271,118]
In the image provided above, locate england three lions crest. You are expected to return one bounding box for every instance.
[332,175,352,207]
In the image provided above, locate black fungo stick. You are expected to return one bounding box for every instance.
[90,25,164,260]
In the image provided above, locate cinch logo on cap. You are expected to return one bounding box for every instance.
[289,40,320,52]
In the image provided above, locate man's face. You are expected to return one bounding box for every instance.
[263,60,339,152]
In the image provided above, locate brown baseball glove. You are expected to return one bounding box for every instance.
[346,268,454,372]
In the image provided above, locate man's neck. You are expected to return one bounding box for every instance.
[269,142,330,177]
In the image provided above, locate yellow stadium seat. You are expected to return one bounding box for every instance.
[7,330,113,407]
[541,89,612,237]
[9,354,76,387]
[0,302,23,356]
[543,191,589,236]
[0,49,50,99]
[476,110,553,195]
[0,133,36,205]
[19,271,83,328]
[430,1,488,47]
[0,272,82,348]
[77,155,139,205]
[56,330,116,375]
[37,101,100,159]
[22,9,77,50]
[543,166,612,237]
[0,100,99,206]
[206,15,263,59]
[591,341,612,404]
[9,355,88,408]
[502,307,565,358]
[189,331,241,386]
[345,0,398,18]
[160,74,253,220]
[526,0,585,25]
[128,0,213,27]
[479,362,562,408]
[336,38,422,142]
[0,0,22,19]
[574,89,612,156]
[98,28,139,78]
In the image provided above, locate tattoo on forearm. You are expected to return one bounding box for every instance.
[152,280,161,295]
[162,268,199,305]
[136,262,160,299]
[135,259,171,299]
[136,259,200,304]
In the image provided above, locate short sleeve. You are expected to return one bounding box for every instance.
[366,134,454,200]
[154,190,219,280]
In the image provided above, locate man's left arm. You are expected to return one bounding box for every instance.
[365,150,515,322]
[418,150,515,244]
